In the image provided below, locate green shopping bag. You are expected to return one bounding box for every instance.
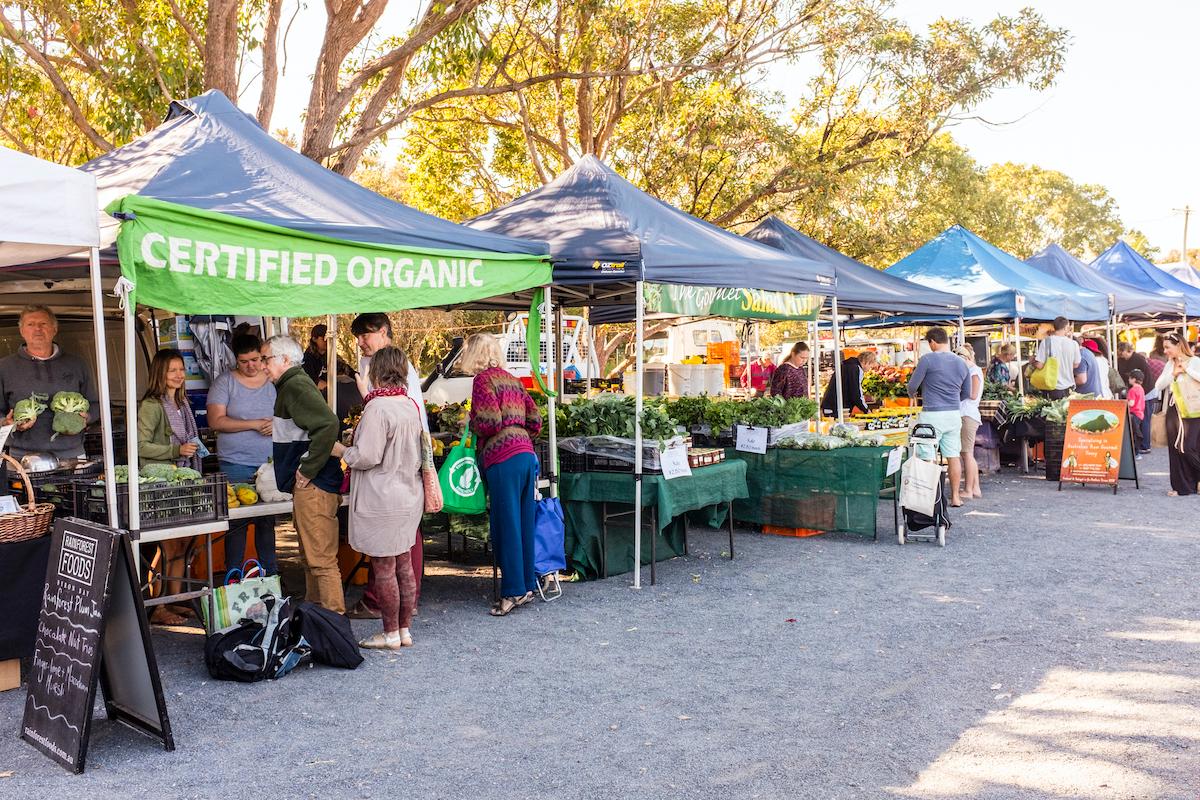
[201,560,282,632]
[438,433,487,515]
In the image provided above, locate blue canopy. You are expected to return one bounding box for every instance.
[744,216,962,317]
[80,90,547,258]
[468,156,835,298]
[884,225,1110,322]
[1025,243,1185,318]
[1091,240,1200,317]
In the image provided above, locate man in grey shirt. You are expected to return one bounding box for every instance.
[0,305,98,459]
[907,327,971,507]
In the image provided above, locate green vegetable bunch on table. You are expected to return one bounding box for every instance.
[102,464,204,484]
[558,395,679,442]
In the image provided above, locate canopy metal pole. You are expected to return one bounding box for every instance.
[1015,318,1025,396]
[810,320,820,405]
[546,287,559,499]
[831,296,845,423]
[326,314,337,414]
[958,316,966,349]
[633,278,645,590]
[88,247,118,527]
[124,298,141,534]
[264,317,277,338]
[585,308,593,395]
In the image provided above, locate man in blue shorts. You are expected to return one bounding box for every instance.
[907,327,972,507]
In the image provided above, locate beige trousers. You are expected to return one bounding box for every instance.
[292,484,345,614]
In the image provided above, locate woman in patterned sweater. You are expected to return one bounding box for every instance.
[461,333,543,615]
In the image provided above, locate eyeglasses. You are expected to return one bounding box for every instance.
[1165,334,1182,344]
[262,354,283,363]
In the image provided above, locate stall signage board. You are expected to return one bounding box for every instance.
[644,282,823,322]
[659,447,693,480]
[21,519,173,773]
[1059,400,1130,488]
[107,195,552,316]
[735,426,768,455]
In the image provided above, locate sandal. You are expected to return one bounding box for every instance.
[513,592,535,607]
[359,632,403,651]
[490,597,521,616]
[399,630,413,647]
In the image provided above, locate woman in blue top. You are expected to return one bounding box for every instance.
[207,334,278,576]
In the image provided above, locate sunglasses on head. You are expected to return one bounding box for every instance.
[1165,333,1182,343]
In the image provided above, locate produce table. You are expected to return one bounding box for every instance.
[725,446,899,538]
[560,460,749,583]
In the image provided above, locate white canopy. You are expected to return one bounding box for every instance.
[0,148,99,268]
[1153,260,1200,290]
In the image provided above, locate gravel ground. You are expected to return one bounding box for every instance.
[1,448,1198,799]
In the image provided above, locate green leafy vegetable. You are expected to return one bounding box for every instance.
[13,392,48,424]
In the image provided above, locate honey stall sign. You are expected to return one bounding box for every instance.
[1059,399,1128,487]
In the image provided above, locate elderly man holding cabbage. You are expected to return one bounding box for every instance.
[0,305,98,460]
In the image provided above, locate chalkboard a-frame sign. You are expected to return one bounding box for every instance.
[21,518,174,773]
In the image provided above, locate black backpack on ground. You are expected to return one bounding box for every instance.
[291,602,363,670]
[204,595,312,682]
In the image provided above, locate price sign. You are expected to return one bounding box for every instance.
[659,446,693,480]
[0,422,13,452]
[886,446,903,476]
[735,425,768,455]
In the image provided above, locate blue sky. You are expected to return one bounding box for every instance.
[271,1,1197,257]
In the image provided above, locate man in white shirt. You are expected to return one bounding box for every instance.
[346,313,427,620]
[1031,316,1082,400]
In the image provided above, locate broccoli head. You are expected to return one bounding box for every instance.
[50,391,90,414]
[13,393,49,424]
[51,410,87,438]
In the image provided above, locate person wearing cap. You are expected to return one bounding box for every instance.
[1081,339,1113,398]
[1073,337,1103,397]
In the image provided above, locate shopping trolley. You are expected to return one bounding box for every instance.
[897,422,950,547]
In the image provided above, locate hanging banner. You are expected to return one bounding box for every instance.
[1060,399,1129,485]
[643,282,822,321]
[106,195,552,316]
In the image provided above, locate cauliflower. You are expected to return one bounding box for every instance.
[172,467,203,482]
[50,391,90,414]
[13,393,48,424]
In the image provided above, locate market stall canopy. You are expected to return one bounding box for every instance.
[1025,243,1185,317]
[883,225,1110,322]
[467,155,836,306]
[743,216,963,318]
[1152,260,1200,290]
[1,91,552,314]
[0,148,99,268]
[1091,240,1200,317]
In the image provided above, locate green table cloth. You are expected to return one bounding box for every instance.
[725,446,897,537]
[560,460,749,580]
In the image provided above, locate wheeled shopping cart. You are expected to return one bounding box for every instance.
[898,422,950,547]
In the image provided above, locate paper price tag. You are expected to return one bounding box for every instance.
[886,446,903,476]
[659,446,693,480]
[735,425,768,455]
[0,423,12,453]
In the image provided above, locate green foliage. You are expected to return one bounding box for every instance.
[559,396,677,442]
[982,381,1016,402]
[702,397,816,431]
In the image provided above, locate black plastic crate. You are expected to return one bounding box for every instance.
[586,454,662,474]
[69,474,229,530]
[5,461,103,513]
[559,449,588,473]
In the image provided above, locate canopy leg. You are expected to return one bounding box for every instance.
[633,278,645,590]
[89,247,119,527]
[831,296,845,423]
[1015,318,1024,396]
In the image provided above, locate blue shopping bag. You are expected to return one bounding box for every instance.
[534,496,565,575]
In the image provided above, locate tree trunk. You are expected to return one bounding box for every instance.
[256,0,284,128]
[204,0,241,101]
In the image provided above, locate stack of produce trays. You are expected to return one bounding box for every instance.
[70,464,229,530]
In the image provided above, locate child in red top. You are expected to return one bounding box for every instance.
[1127,369,1146,454]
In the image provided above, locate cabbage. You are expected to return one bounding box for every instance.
[50,391,89,414]
[13,393,48,423]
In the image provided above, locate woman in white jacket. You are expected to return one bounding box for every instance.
[1154,332,1200,496]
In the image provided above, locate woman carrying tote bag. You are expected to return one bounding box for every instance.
[1153,332,1200,496]
[331,347,424,649]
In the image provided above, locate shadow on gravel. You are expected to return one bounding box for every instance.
[890,616,1200,799]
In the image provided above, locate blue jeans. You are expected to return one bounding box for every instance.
[220,461,277,576]
[1140,398,1156,451]
[483,452,539,598]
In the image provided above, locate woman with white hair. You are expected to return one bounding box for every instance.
[957,343,984,500]
[459,333,542,616]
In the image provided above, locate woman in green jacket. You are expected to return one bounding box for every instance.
[138,349,200,625]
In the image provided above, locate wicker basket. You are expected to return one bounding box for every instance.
[0,453,56,543]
